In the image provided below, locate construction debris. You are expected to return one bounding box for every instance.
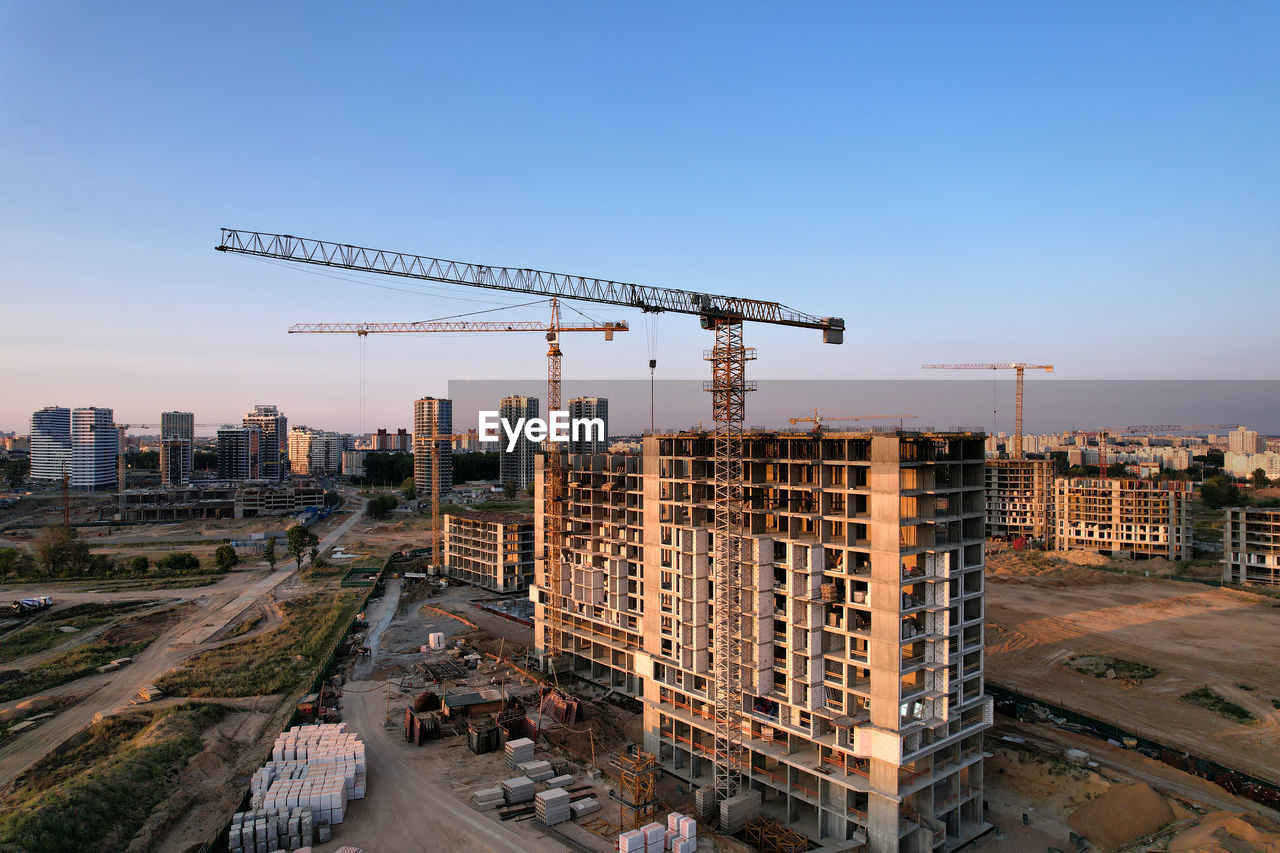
[744,815,810,853]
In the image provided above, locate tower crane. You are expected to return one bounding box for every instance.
[788,411,917,432]
[217,228,843,806]
[922,363,1053,459]
[1074,424,1240,477]
[287,299,629,582]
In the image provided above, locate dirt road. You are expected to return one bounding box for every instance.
[315,679,568,853]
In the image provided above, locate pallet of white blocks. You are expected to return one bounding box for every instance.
[664,811,697,853]
[516,759,554,781]
[472,787,505,811]
[569,797,600,818]
[505,737,535,767]
[617,829,645,853]
[640,821,666,853]
[535,787,572,826]
[227,806,314,853]
[251,723,367,828]
[502,776,535,805]
[718,789,761,835]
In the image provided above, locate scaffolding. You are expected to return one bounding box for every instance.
[616,750,660,831]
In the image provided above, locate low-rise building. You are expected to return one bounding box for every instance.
[1223,507,1280,587]
[118,481,324,521]
[1052,478,1192,560]
[444,511,534,592]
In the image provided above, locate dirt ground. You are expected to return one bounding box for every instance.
[986,552,1280,784]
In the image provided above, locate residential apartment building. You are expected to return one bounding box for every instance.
[243,404,288,480]
[1223,507,1280,587]
[217,426,261,480]
[413,397,453,500]
[70,407,118,490]
[30,406,71,481]
[444,511,535,592]
[159,411,195,486]
[368,427,412,452]
[534,431,991,852]
[1224,451,1280,481]
[1228,426,1263,455]
[288,426,343,475]
[567,396,609,454]
[1052,478,1192,560]
[984,458,1053,544]
[499,395,539,491]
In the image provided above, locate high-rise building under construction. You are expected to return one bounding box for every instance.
[534,429,991,852]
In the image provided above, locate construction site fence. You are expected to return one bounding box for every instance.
[199,562,384,853]
[988,684,1280,811]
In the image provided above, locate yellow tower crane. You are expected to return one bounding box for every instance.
[287,299,628,581]
[788,411,918,433]
[217,228,843,804]
[922,362,1053,459]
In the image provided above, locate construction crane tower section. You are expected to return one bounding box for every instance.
[922,362,1053,459]
[218,228,843,805]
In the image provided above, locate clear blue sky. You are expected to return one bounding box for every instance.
[2,2,1276,435]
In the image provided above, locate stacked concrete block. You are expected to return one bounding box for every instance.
[502,776,535,805]
[227,807,314,853]
[516,759,554,781]
[505,737,535,767]
[570,797,600,818]
[535,788,572,825]
[472,787,505,811]
[718,789,761,835]
[618,829,645,853]
[544,773,574,789]
[428,631,446,649]
[642,821,666,853]
[248,723,367,829]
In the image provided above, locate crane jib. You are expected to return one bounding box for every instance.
[217,228,844,340]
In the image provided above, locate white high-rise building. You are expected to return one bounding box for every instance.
[288,426,343,475]
[413,398,453,500]
[1229,426,1263,454]
[498,395,539,491]
[30,406,71,481]
[70,407,118,490]
[567,396,609,454]
[244,404,288,481]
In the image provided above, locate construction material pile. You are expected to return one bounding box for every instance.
[228,807,323,853]
[505,736,535,767]
[502,776,535,805]
[719,789,762,834]
[538,687,581,724]
[666,812,697,853]
[618,814,697,853]
[570,796,600,818]
[427,631,446,650]
[535,788,572,826]
[472,786,505,811]
[249,724,367,827]
[517,758,554,781]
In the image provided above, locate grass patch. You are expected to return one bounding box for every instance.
[156,591,362,698]
[1180,687,1257,724]
[0,702,229,853]
[0,600,161,664]
[224,613,262,639]
[1066,655,1161,681]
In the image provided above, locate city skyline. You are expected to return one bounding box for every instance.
[1,4,1276,434]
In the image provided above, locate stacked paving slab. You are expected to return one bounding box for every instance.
[517,759,554,781]
[227,807,314,853]
[502,776,536,805]
[505,736,535,767]
[472,787,505,810]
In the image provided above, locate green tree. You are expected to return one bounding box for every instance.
[157,552,201,573]
[127,450,159,470]
[0,547,36,578]
[2,457,30,488]
[323,490,342,508]
[454,452,499,482]
[286,524,319,569]
[401,477,416,501]
[214,544,240,571]
[1250,468,1270,489]
[1105,462,1128,478]
[128,555,150,573]
[366,493,398,519]
[35,524,90,575]
[1200,476,1244,510]
[503,480,517,499]
[263,537,278,569]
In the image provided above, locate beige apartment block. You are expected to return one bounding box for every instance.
[1052,478,1192,560]
[444,511,535,593]
[533,431,991,853]
[1223,507,1280,587]
[983,458,1053,544]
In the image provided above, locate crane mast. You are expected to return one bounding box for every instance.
[218,228,843,805]
[922,362,1053,459]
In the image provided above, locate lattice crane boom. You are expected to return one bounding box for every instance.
[218,228,843,806]
[922,362,1053,459]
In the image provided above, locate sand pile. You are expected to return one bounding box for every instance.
[1166,810,1280,853]
[1068,782,1174,851]
[985,552,1116,586]
[1059,550,1111,567]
